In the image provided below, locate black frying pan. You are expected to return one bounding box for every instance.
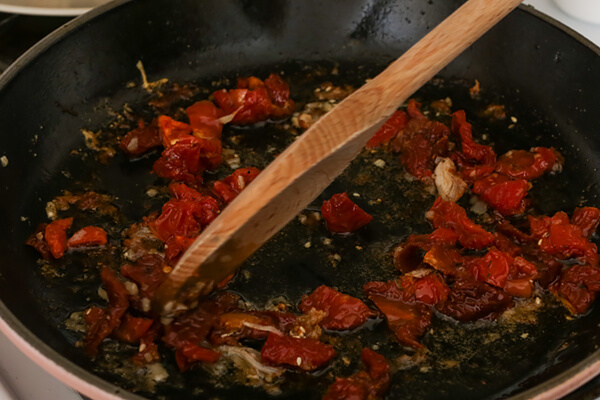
[1,0,600,399]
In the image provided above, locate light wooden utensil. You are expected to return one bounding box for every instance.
[152,0,523,315]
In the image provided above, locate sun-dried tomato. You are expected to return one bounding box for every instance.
[394,228,459,273]
[321,193,373,234]
[153,137,205,184]
[175,344,221,371]
[121,255,168,302]
[26,223,52,260]
[132,323,161,366]
[67,226,107,248]
[157,115,193,148]
[120,119,162,156]
[112,314,154,343]
[213,87,272,125]
[496,147,561,180]
[84,267,130,355]
[261,332,336,371]
[427,197,493,249]
[423,246,465,277]
[436,278,513,322]
[472,174,530,216]
[45,217,73,259]
[572,207,600,239]
[164,235,196,263]
[451,110,496,165]
[264,73,295,118]
[551,264,600,314]
[366,110,409,149]
[323,348,390,400]
[363,280,432,348]
[213,167,261,204]
[299,285,375,330]
[470,249,512,288]
[186,100,224,139]
[413,273,450,305]
[504,257,538,298]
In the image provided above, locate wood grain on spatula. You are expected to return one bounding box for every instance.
[152,0,523,315]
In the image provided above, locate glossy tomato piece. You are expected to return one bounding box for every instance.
[158,115,193,148]
[299,285,375,330]
[572,207,600,239]
[363,281,432,348]
[119,119,162,156]
[414,273,450,305]
[323,348,390,400]
[120,254,168,302]
[45,217,73,259]
[213,167,261,204]
[551,264,600,314]
[264,73,291,107]
[422,246,465,277]
[321,193,373,234]
[164,235,196,264]
[186,100,224,139]
[394,228,459,273]
[470,249,512,288]
[451,110,496,165]
[112,314,154,343]
[436,278,513,322]
[84,267,130,355]
[261,333,336,371]
[472,173,530,216]
[427,197,493,249]
[496,147,561,180]
[67,226,107,248]
[153,137,205,183]
[213,87,273,125]
[26,223,52,260]
[366,110,409,149]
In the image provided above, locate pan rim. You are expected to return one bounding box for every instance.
[0,1,599,399]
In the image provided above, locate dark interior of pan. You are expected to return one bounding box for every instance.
[1,0,600,399]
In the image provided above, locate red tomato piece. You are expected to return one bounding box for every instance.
[366,110,409,149]
[529,212,570,238]
[213,87,273,125]
[394,228,459,273]
[264,73,291,107]
[261,333,336,371]
[363,281,432,348]
[26,223,52,260]
[470,249,512,288]
[551,264,600,314]
[84,267,130,355]
[321,193,373,234]
[67,226,107,248]
[299,285,375,330]
[406,99,425,119]
[119,119,162,156]
[121,254,168,301]
[157,115,193,148]
[496,147,561,180]
[153,137,205,183]
[414,274,450,305]
[422,247,465,277]
[213,167,261,203]
[177,344,221,372]
[45,217,73,259]
[186,100,224,139]
[572,207,600,239]
[132,324,161,366]
[472,174,530,216]
[504,256,538,298]
[323,348,390,400]
[427,197,493,249]
[112,314,154,343]
[164,235,196,263]
[542,224,598,266]
[436,278,513,322]
[451,110,496,165]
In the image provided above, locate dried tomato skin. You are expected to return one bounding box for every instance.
[261,333,336,371]
[496,147,560,180]
[436,278,513,322]
[158,115,193,148]
[26,223,52,260]
[45,217,73,259]
[132,324,161,366]
[366,110,408,149]
[472,174,530,216]
[551,265,600,314]
[299,285,375,330]
[120,254,167,301]
[185,100,224,139]
[321,193,373,234]
[264,73,291,107]
[213,167,261,203]
[67,226,107,248]
[394,228,459,273]
[84,267,130,355]
[572,207,600,239]
[153,138,204,184]
[452,110,496,165]
[427,197,493,249]
[470,249,512,288]
[120,119,162,156]
[112,314,154,343]
[414,273,450,305]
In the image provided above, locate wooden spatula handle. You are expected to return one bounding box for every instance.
[153,0,523,315]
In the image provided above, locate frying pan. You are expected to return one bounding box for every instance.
[0,0,600,399]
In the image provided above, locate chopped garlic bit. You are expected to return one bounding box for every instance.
[45,201,58,220]
[304,242,312,249]
[433,158,467,202]
[373,159,386,169]
[296,357,302,366]
[0,155,8,167]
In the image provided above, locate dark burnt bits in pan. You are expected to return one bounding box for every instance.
[23,63,600,400]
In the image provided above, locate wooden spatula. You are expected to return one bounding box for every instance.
[152,0,523,315]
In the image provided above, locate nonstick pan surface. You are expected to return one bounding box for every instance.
[0,0,600,399]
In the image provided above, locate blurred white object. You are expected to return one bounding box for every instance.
[554,0,600,24]
[0,0,109,16]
